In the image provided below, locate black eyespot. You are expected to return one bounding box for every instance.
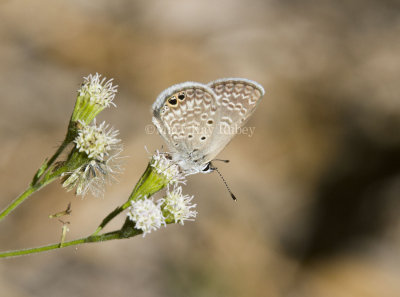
[188,134,193,139]
[200,136,206,141]
[178,93,185,100]
[207,119,213,125]
[168,97,177,105]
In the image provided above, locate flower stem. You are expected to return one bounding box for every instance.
[92,205,124,236]
[0,161,68,222]
[0,227,141,258]
[0,186,36,221]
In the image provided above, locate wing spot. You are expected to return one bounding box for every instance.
[221,116,233,125]
[215,85,224,92]
[225,83,234,91]
[200,113,208,120]
[161,105,170,114]
[245,86,253,94]
[234,84,244,92]
[194,106,202,114]
[222,98,230,106]
[178,92,185,100]
[207,119,214,125]
[168,96,178,106]
[195,89,204,98]
[204,93,212,103]
[185,89,194,97]
[200,136,206,141]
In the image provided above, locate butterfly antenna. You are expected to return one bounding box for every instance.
[212,166,237,201]
[213,159,230,163]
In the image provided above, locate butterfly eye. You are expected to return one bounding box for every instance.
[177,92,185,100]
[202,162,214,173]
[168,96,177,106]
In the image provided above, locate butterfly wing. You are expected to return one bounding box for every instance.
[204,78,265,160]
[152,82,220,171]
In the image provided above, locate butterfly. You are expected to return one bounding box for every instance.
[152,78,265,176]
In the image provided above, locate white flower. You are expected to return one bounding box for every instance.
[74,120,121,161]
[127,198,166,236]
[162,186,197,224]
[151,150,186,184]
[62,148,123,197]
[78,73,117,108]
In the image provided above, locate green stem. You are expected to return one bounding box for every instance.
[0,227,141,258]
[43,142,68,173]
[0,155,175,258]
[92,162,168,236]
[0,172,61,222]
[0,161,70,221]
[32,139,70,184]
[0,138,72,222]
[92,205,124,236]
[0,186,36,221]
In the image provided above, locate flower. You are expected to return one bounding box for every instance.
[150,151,186,185]
[161,186,197,224]
[74,120,121,161]
[61,120,123,197]
[70,73,117,124]
[62,149,123,197]
[127,198,166,236]
[78,73,117,108]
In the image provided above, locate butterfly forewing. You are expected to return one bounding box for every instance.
[204,78,265,160]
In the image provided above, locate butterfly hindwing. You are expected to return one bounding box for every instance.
[152,82,219,168]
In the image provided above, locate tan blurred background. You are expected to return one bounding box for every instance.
[1,0,400,296]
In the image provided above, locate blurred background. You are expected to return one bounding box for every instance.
[1,0,400,296]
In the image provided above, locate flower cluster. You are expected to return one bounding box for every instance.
[78,73,117,108]
[150,150,186,185]
[127,185,197,236]
[161,186,197,225]
[74,120,120,161]
[63,74,196,233]
[62,157,122,197]
[62,121,123,197]
[61,74,123,197]
[70,73,117,125]
[127,198,165,235]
